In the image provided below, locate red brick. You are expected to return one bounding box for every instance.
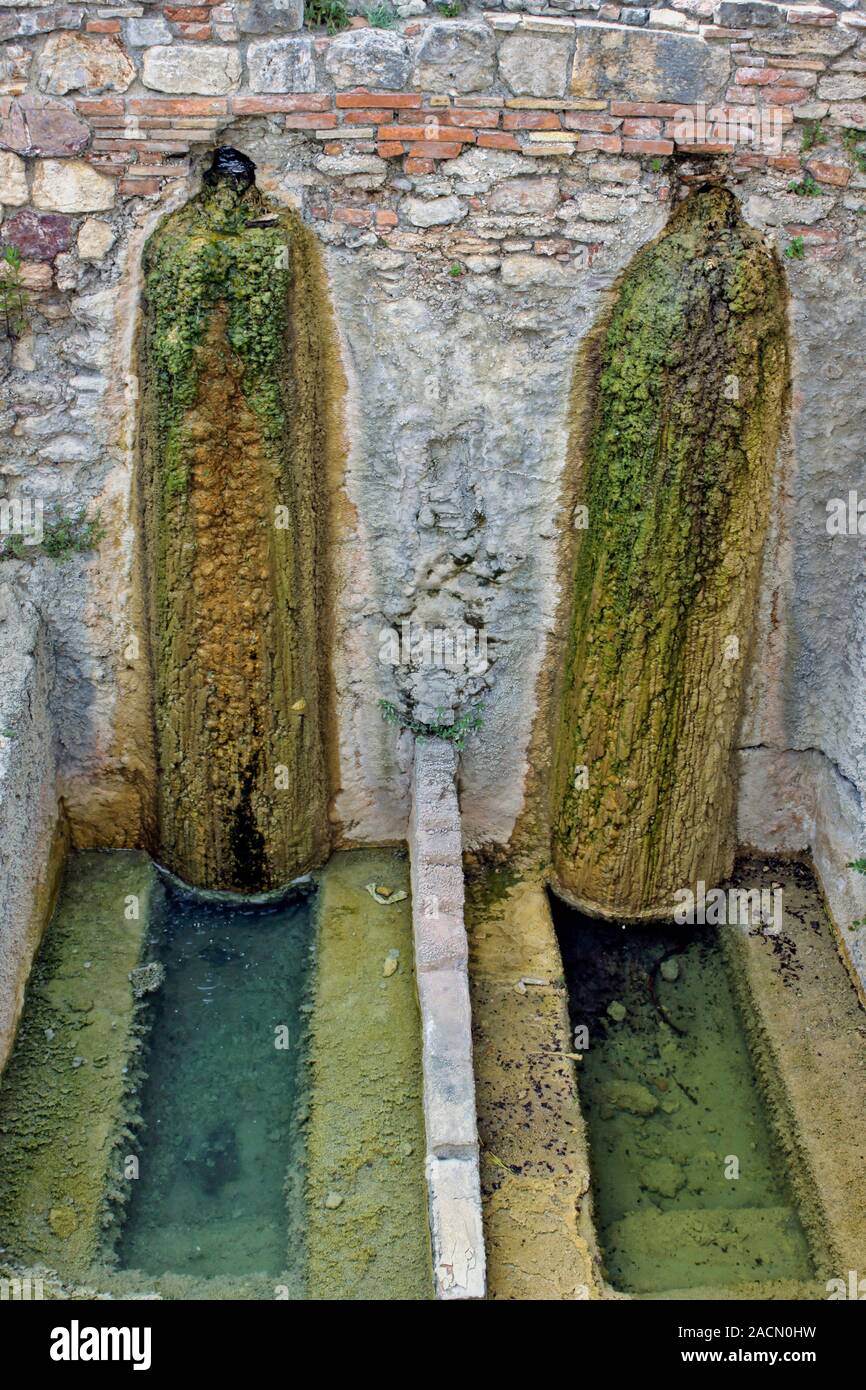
[622,117,662,137]
[333,206,371,226]
[385,124,473,143]
[120,177,160,196]
[404,156,434,174]
[478,132,520,151]
[766,87,809,105]
[806,159,850,187]
[322,143,342,155]
[375,209,397,227]
[377,141,405,157]
[503,110,561,130]
[439,108,500,128]
[164,5,210,18]
[128,97,227,115]
[610,101,688,118]
[76,96,125,116]
[175,23,211,38]
[576,133,622,153]
[622,137,674,155]
[784,224,837,241]
[735,66,783,85]
[344,108,392,124]
[285,113,336,129]
[86,18,120,31]
[677,141,736,154]
[768,154,800,170]
[725,86,757,106]
[232,94,331,114]
[562,112,621,133]
[404,141,463,159]
[336,91,421,109]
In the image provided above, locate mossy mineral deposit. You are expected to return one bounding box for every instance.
[552,187,788,918]
[138,177,341,892]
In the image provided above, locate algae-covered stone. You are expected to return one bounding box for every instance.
[599,1080,658,1116]
[49,1205,79,1239]
[607,999,627,1022]
[641,1159,684,1199]
[552,188,788,919]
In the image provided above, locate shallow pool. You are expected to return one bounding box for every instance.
[552,899,815,1294]
[119,873,314,1281]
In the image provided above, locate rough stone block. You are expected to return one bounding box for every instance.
[401,194,467,226]
[488,174,560,213]
[714,0,781,26]
[498,32,573,98]
[0,94,91,156]
[571,23,731,103]
[234,0,304,34]
[31,158,115,212]
[247,35,315,93]
[410,21,496,94]
[0,150,27,205]
[142,43,242,95]
[124,15,172,46]
[37,32,135,95]
[0,206,73,259]
[325,30,411,91]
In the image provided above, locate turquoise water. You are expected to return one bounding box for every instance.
[119,874,314,1281]
[552,899,814,1294]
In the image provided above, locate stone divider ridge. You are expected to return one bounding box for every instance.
[409,736,486,1301]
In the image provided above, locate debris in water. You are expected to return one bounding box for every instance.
[383,949,399,978]
[365,883,407,905]
[130,961,165,997]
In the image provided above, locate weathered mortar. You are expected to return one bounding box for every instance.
[0,0,863,958]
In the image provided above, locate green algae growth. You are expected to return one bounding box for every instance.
[138,173,341,892]
[305,849,432,1300]
[0,851,153,1280]
[551,187,789,919]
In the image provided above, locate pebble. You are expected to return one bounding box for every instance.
[607,1000,627,1022]
[324,1192,343,1210]
[660,958,680,983]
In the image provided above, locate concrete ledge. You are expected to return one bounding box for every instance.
[410,738,486,1300]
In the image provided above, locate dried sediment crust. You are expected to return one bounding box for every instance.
[552,187,789,919]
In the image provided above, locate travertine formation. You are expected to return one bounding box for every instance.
[552,185,788,918]
[139,172,337,890]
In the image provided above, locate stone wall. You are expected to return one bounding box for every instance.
[0,1,864,959]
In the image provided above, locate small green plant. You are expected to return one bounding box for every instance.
[788,170,821,197]
[784,235,805,260]
[449,261,464,277]
[305,0,350,33]
[842,127,866,175]
[379,699,484,750]
[800,120,827,155]
[0,507,105,563]
[848,858,866,930]
[0,245,28,341]
[650,156,663,173]
[364,1,396,26]
[435,0,463,15]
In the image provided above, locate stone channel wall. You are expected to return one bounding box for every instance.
[0,1,865,963]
